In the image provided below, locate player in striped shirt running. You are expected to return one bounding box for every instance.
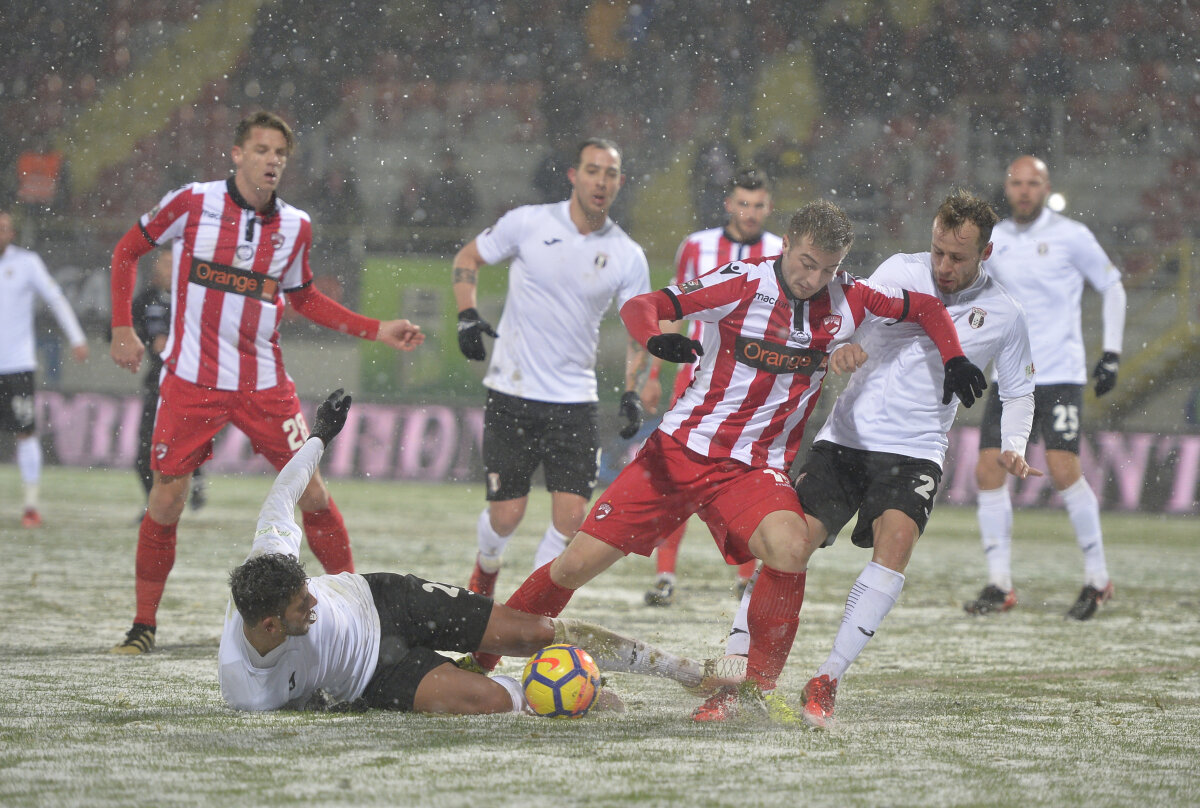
[643,167,783,608]
[107,111,424,655]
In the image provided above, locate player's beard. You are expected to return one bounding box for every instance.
[282,611,316,637]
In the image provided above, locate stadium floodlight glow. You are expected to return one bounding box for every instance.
[1048,192,1066,212]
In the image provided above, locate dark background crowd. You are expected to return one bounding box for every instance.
[1,0,1196,306]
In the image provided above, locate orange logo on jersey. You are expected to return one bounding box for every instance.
[735,337,828,376]
[189,257,279,302]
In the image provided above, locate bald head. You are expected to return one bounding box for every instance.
[1004,155,1050,224]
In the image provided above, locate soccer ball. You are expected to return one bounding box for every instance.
[521,644,601,718]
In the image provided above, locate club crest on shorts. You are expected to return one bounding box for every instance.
[821,314,842,335]
[154,443,169,460]
[764,468,790,485]
[487,473,501,495]
[594,253,608,270]
[594,502,613,520]
[968,307,987,328]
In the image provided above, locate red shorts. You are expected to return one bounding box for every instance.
[580,430,804,565]
[151,373,309,476]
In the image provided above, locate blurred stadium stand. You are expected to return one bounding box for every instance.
[2,0,1197,423]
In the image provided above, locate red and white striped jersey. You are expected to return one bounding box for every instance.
[670,227,783,399]
[138,178,313,391]
[657,255,959,471]
[672,227,783,342]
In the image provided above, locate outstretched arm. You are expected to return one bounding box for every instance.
[252,391,352,558]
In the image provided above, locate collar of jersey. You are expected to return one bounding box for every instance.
[723,227,764,246]
[226,176,279,218]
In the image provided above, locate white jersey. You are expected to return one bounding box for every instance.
[0,244,86,374]
[475,201,650,403]
[984,208,1121,385]
[816,253,1035,467]
[218,439,380,711]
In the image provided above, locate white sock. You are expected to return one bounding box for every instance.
[476,508,511,570]
[1060,477,1108,588]
[555,617,704,686]
[492,675,528,714]
[815,562,905,684]
[17,436,42,509]
[725,568,757,656]
[532,523,569,570]
[977,486,1013,592]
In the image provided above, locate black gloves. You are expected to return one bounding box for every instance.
[618,391,644,439]
[457,308,498,361]
[647,333,704,364]
[1093,351,1119,397]
[942,355,987,407]
[311,388,352,445]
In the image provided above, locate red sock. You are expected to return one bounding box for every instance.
[134,514,177,627]
[746,566,806,690]
[735,558,757,580]
[655,524,686,576]
[302,499,354,574]
[474,562,576,671]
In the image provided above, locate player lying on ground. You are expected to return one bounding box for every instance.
[219,390,741,714]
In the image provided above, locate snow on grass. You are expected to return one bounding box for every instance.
[1,466,1198,807]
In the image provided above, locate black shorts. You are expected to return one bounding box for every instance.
[795,441,942,549]
[357,573,493,712]
[482,389,600,501]
[0,371,36,433]
[979,382,1082,454]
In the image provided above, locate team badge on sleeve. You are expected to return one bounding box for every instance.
[679,279,702,294]
[969,307,987,328]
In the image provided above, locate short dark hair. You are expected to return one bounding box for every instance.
[234,111,295,155]
[728,167,770,195]
[935,188,998,249]
[575,137,622,167]
[229,553,307,624]
[787,199,854,253]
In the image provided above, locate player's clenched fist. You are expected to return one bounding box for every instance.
[109,325,145,373]
[457,308,498,361]
[646,333,704,364]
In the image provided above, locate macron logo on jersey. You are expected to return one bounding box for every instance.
[735,337,827,376]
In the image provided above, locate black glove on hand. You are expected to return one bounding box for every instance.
[646,333,704,364]
[1092,351,1119,397]
[457,308,498,361]
[312,388,352,445]
[618,390,644,439]
[942,355,987,407]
